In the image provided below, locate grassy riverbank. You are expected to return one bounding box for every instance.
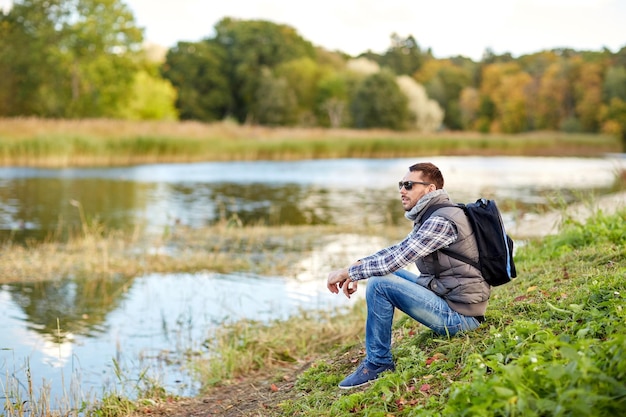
[2,207,623,416]
[163,209,626,416]
[0,118,622,167]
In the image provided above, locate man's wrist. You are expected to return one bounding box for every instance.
[347,265,359,281]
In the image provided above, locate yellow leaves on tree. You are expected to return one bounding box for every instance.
[481,63,533,133]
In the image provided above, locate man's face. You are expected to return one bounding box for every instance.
[399,170,435,211]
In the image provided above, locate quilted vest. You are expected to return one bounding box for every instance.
[413,194,491,316]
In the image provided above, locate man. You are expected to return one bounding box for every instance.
[326,162,490,389]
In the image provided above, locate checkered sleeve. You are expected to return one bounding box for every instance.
[348,216,458,281]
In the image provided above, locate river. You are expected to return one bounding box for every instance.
[0,155,624,408]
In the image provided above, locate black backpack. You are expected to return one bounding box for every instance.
[422,198,517,286]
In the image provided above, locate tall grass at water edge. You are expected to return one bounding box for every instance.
[0,118,622,167]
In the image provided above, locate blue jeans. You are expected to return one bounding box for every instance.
[364,269,481,367]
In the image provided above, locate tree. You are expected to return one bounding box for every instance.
[254,68,298,126]
[60,0,143,117]
[603,66,626,102]
[573,59,604,132]
[0,0,65,116]
[0,0,144,118]
[414,59,474,130]
[312,54,352,128]
[458,87,480,130]
[350,70,409,130]
[517,50,560,78]
[481,48,515,65]
[480,62,532,133]
[534,61,570,130]
[315,72,352,128]
[275,57,323,125]
[614,46,626,68]
[212,18,316,124]
[599,98,626,150]
[162,41,231,121]
[346,57,381,75]
[115,70,178,120]
[396,75,443,132]
[358,34,430,77]
[380,33,426,75]
[497,71,533,133]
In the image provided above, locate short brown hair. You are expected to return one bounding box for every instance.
[408,162,444,189]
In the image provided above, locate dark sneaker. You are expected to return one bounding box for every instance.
[338,361,395,389]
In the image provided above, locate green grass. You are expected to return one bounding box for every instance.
[0,118,621,167]
[190,208,626,416]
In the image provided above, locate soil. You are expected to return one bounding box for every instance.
[135,362,313,417]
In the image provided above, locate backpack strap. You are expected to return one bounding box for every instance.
[420,203,481,278]
[439,248,480,271]
[421,203,456,223]
[431,250,442,278]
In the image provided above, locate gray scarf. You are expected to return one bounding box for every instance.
[405,189,448,222]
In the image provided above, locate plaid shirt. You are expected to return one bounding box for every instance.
[348,215,458,281]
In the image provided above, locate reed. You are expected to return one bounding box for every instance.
[1,355,94,417]
[1,355,172,417]
[0,118,621,167]
[0,217,404,285]
[196,304,368,387]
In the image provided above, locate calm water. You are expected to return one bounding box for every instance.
[0,156,624,407]
[1,156,624,242]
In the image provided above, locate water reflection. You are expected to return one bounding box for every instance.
[0,273,354,402]
[5,275,135,343]
[1,156,623,243]
[0,177,151,242]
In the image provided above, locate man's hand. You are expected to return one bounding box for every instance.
[341,279,358,298]
[327,268,358,298]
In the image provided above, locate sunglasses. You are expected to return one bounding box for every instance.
[398,181,432,190]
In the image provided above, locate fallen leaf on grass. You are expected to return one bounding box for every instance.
[395,397,407,409]
[426,353,446,366]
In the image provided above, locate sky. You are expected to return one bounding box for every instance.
[1,0,625,60]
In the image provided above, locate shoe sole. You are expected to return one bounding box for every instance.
[338,365,395,389]
[338,379,373,389]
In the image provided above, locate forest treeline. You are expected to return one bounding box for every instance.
[1,0,625,145]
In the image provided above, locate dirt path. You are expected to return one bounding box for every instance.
[134,363,311,417]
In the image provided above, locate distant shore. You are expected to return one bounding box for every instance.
[0,118,622,167]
